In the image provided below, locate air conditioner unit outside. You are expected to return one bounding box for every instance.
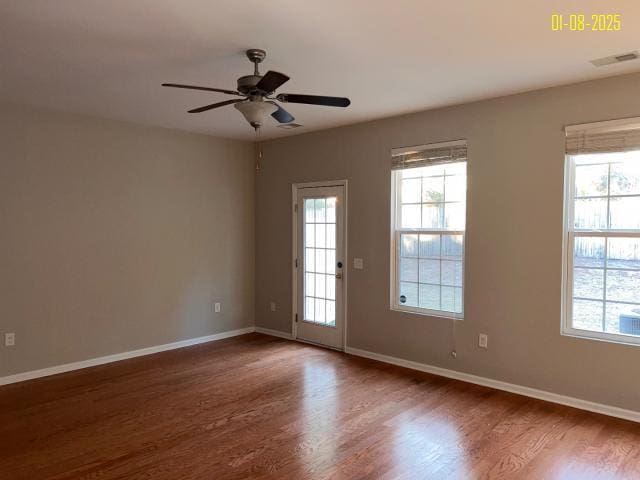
[619,308,640,335]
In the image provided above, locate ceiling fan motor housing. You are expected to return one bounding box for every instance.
[237,75,262,95]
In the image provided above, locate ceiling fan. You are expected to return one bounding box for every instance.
[162,49,351,130]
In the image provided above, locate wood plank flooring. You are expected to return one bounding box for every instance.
[1,333,639,479]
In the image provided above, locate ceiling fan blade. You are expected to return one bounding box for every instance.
[162,83,241,96]
[255,71,290,93]
[276,94,350,107]
[268,102,295,123]
[188,99,245,113]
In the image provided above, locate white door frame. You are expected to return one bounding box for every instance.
[291,180,348,350]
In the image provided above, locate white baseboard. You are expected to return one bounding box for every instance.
[255,326,294,340]
[0,326,255,386]
[5,326,635,424]
[345,346,640,424]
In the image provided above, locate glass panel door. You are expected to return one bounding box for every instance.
[303,196,337,326]
[296,185,345,349]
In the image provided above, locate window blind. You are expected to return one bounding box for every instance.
[565,117,640,155]
[391,140,467,170]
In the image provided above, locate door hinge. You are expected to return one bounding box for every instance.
[295,313,298,322]
[294,203,298,212]
[295,258,298,268]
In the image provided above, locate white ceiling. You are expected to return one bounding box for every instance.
[1,1,639,140]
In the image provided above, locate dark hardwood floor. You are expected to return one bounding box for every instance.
[1,333,639,479]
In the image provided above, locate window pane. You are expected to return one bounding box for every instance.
[326,275,335,300]
[326,300,336,326]
[573,268,604,299]
[574,163,608,197]
[445,162,466,176]
[421,164,445,177]
[326,249,335,274]
[315,273,326,299]
[444,202,465,229]
[315,223,327,248]
[326,197,336,223]
[607,237,640,269]
[419,259,440,284]
[305,248,315,272]
[315,298,326,323]
[422,176,444,202]
[574,237,605,268]
[400,257,418,282]
[305,273,314,297]
[305,297,315,321]
[315,199,326,222]
[315,249,326,274]
[441,286,457,312]
[606,304,640,336]
[326,224,336,249]
[445,175,466,202]
[610,160,640,196]
[419,284,440,310]
[606,270,640,304]
[422,204,443,228]
[609,197,640,230]
[572,299,603,332]
[401,234,419,257]
[315,224,326,248]
[401,204,421,228]
[419,234,441,257]
[442,235,464,259]
[574,198,607,229]
[402,178,421,203]
[305,199,315,223]
[454,287,463,313]
[442,260,463,287]
[305,223,315,248]
[402,167,423,178]
[399,282,418,307]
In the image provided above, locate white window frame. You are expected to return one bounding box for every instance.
[390,157,466,320]
[561,153,640,347]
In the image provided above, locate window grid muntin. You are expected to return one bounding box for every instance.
[393,161,466,318]
[397,231,464,313]
[566,153,640,338]
[303,197,337,328]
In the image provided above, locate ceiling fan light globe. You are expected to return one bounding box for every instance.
[234,101,277,128]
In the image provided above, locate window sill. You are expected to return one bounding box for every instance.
[562,327,640,347]
[391,305,463,321]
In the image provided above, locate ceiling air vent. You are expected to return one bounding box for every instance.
[277,123,303,130]
[590,51,639,67]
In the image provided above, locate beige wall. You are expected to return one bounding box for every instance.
[0,104,255,377]
[256,72,640,411]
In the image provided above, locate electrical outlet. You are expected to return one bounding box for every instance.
[270,301,277,312]
[214,302,221,313]
[478,333,488,349]
[5,332,15,347]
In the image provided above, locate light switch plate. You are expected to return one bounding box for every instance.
[353,258,364,270]
[214,302,221,313]
[5,332,15,347]
[270,301,276,312]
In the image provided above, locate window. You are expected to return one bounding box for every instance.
[563,118,640,345]
[391,140,467,318]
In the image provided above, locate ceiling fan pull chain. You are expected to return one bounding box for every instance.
[255,126,262,173]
